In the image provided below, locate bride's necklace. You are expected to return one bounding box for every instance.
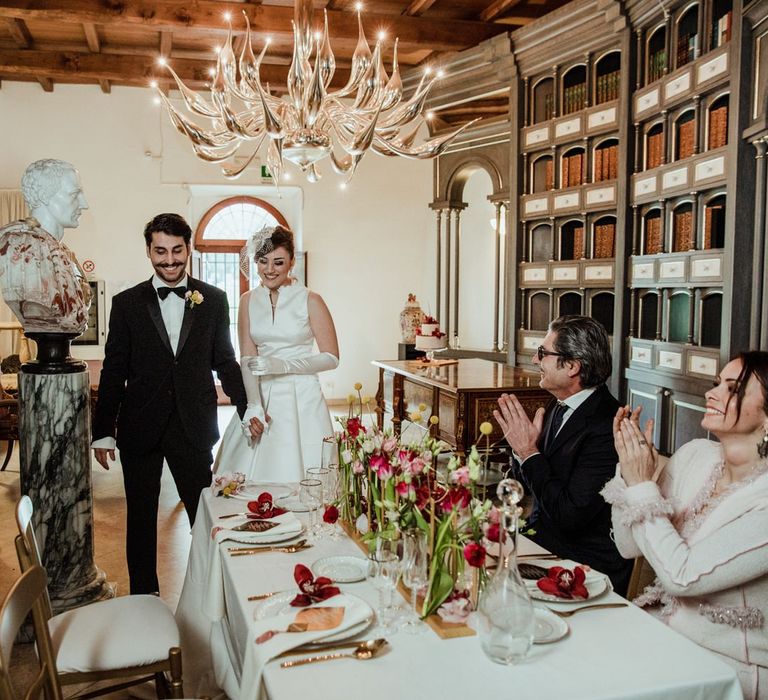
[269,289,279,309]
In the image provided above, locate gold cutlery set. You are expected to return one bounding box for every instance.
[229,539,310,556]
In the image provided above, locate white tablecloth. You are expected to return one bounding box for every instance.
[175,486,743,700]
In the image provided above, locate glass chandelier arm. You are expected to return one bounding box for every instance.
[303,37,328,128]
[328,10,371,99]
[373,118,480,158]
[287,20,312,112]
[378,75,437,129]
[222,136,266,178]
[317,10,336,89]
[157,93,238,149]
[190,140,242,162]
[379,39,403,112]
[266,138,284,183]
[163,65,220,119]
[353,40,386,110]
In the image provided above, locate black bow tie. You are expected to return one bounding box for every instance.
[157,285,187,300]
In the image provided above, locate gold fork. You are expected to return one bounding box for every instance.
[548,603,628,617]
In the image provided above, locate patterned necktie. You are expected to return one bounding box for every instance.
[544,401,568,450]
[157,286,187,301]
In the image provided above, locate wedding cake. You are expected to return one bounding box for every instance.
[415,316,448,351]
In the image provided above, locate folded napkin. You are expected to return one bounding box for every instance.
[204,512,303,619]
[240,594,371,692]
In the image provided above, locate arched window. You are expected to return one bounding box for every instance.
[194,196,289,351]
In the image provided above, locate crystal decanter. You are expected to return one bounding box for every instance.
[477,478,534,664]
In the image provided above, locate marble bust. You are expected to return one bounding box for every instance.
[0,159,92,334]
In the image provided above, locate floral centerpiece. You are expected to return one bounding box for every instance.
[330,385,524,622]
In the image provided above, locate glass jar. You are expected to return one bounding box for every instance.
[477,479,534,664]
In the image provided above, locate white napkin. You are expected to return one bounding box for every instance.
[213,511,303,545]
[240,594,372,694]
[204,512,303,619]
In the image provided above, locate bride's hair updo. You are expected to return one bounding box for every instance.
[250,225,295,260]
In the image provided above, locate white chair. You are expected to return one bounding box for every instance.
[15,495,184,700]
[0,565,63,700]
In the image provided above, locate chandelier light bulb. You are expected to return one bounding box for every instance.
[355,2,363,11]
[223,11,232,21]
[149,79,158,89]
[437,69,445,78]
[156,57,167,67]
[208,67,216,76]
[156,0,478,182]
[426,111,434,120]
[213,45,221,54]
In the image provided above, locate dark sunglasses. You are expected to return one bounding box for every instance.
[536,345,565,361]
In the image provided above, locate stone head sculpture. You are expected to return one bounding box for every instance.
[0,159,92,335]
[21,159,89,241]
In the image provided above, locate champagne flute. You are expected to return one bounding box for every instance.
[299,478,322,542]
[401,528,429,634]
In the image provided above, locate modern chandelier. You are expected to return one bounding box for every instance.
[154,0,476,182]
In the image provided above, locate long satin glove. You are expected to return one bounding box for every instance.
[246,352,339,377]
[240,356,268,444]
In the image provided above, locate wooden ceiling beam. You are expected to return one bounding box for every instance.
[402,0,439,18]
[160,30,173,59]
[5,17,32,48]
[99,78,111,93]
[82,21,99,52]
[479,0,524,22]
[0,48,350,91]
[0,0,502,53]
[37,76,53,91]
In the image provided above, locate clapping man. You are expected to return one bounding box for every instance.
[92,213,263,595]
[494,315,632,594]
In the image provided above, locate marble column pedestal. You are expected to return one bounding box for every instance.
[19,333,113,614]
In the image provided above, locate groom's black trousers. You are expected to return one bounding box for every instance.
[119,409,213,595]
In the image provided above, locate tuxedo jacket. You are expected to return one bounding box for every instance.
[517,384,631,590]
[92,277,247,454]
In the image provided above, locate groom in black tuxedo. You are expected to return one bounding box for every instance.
[494,315,632,595]
[92,213,260,594]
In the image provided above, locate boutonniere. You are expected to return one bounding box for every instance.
[184,289,204,309]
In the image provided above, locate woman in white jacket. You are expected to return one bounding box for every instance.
[602,351,768,699]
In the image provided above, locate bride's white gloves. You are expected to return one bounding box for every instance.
[247,352,339,376]
[239,356,268,444]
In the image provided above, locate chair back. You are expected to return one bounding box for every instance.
[15,496,53,618]
[0,565,63,700]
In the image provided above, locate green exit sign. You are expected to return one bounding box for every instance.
[260,165,272,179]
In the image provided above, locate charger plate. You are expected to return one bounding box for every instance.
[222,523,304,545]
[312,555,368,583]
[533,608,569,644]
[524,565,608,604]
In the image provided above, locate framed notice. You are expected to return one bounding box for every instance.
[73,280,106,346]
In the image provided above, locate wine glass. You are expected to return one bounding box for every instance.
[367,550,400,635]
[321,435,339,470]
[305,467,330,538]
[299,478,322,542]
[401,528,429,634]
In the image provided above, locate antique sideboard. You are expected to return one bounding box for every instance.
[372,358,551,454]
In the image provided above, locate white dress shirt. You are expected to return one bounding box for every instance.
[92,275,189,451]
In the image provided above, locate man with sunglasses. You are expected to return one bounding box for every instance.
[493,315,632,595]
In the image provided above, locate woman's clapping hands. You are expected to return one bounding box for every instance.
[613,405,664,486]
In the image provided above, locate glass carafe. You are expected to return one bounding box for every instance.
[477,478,534,664]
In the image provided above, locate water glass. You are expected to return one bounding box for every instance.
[401,528,429,634]
[299,478,322,542]
[305,467,330,538]
[321,435,339,470]
[367,550,400,635]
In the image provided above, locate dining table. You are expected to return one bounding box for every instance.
[175,481,743,700]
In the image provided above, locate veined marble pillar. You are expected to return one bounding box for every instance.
[19,333,112,613]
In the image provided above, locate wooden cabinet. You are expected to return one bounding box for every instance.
[373,359,549,454]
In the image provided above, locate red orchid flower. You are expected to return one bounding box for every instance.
[536,566,589,599]
[290,564,341,607]
[246,492,287,520]
[346,417,366,439]
[463,542,487,568]
[323,504,339,524]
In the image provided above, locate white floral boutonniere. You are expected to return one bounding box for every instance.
[185,289,204,309]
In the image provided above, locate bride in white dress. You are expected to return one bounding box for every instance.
[214,225,338,482]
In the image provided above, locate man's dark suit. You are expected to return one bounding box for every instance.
[93,277,247,593]
[516,385,632,595]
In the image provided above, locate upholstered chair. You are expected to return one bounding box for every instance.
[14,495,184,699]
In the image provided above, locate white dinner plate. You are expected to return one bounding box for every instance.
[274,494,310,513]
[312,555,368,583]
[252,592,374,643]
[229,483,295,502]
[223,523,304,545]
[524,564,608,604]
[533,607,569,644]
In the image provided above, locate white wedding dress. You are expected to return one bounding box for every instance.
[214,282,333,482]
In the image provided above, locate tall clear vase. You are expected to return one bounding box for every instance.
[477,479,534,664]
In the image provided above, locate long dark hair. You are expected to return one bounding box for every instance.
[728,351,768,420]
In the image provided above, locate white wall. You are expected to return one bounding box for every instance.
[0,82,434,398]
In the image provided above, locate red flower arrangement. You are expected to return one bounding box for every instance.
[323,504,339,524]
[463,542,487,568]
[290,564,341,607]
[246,493,287,520]
[536,565,589,599]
